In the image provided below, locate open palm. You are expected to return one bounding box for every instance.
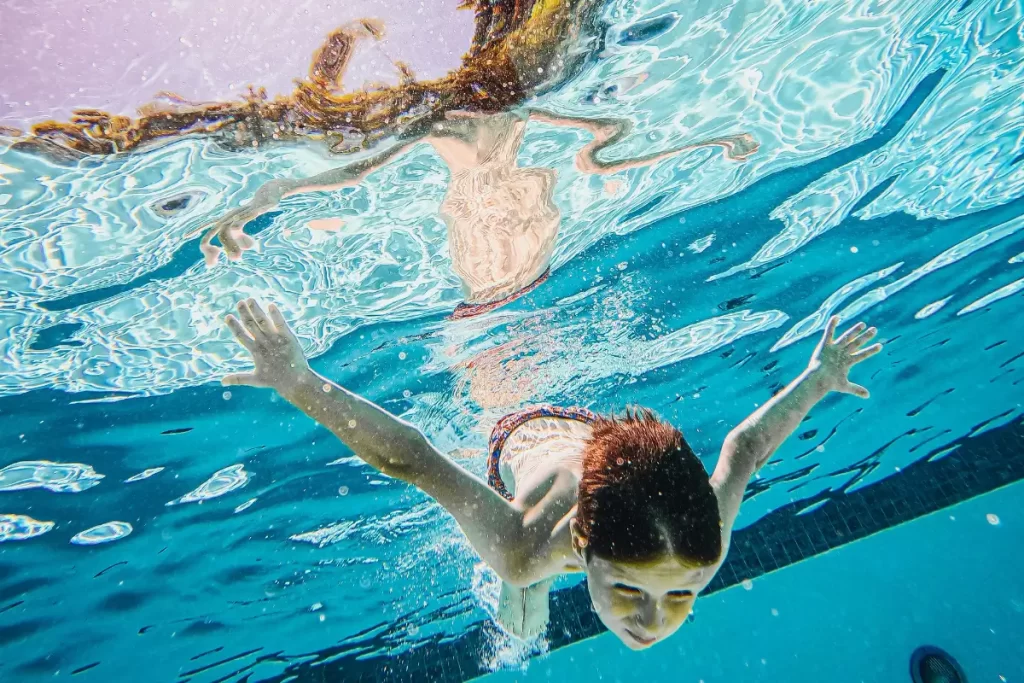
[224,299,309,391]
[809,316,883,398]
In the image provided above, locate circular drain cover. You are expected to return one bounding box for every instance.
[911,646,967,683]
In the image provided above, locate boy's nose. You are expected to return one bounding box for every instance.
[636,603,665,632]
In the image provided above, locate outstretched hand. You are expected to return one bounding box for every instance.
[200,180,293,266]
[807,316,883,398]
[224,299,310,393]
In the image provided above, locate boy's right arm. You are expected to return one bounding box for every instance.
[223,299,568,585]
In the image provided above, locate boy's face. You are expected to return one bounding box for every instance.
[583,553,709,650]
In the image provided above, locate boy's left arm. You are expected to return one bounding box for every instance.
[710,316,883,543]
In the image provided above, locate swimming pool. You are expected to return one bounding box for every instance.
[1,0,1022,680]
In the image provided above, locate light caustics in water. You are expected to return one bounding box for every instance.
[638,310,789,375]
[70,521,133,546]
[957,277,1024,316]
[0,460,104,493]
[124,467,165,483]
[687,233,715,253]
[834,215,1024,323]
[770,264,904,352]
[708,0,1024,281]
[0,0,1022,398]
[0,513,54,542]
[915,297,954,319]
[233,498,258,513]
[773,213,1024,345]
[165,464,250,506]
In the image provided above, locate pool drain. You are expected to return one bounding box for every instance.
[910,646,967,683]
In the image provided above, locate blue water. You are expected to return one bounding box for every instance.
[1,0,1023,680]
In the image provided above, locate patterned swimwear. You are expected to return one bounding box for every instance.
[486,404,599,500]
[449,269,551,320]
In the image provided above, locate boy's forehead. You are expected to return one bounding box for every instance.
[594,554,709,584]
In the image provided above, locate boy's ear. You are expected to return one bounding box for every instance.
[569,518,588,561]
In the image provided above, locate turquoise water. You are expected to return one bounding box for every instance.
[2,0,1023,680]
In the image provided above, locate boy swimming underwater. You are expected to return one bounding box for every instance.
[224,299,880,647]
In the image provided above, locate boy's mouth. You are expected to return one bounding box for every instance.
[625,629,656,646]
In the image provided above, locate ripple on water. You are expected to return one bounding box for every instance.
[688,233,715,253]
[166,464,249,506]
[0,460,104,493]
[915,297,953,319]
[0,0,1021,403]
[0,514,54,542]
[771,263,903,352]
[71,521,133,546]
[124,467,165,483]
[836,215,1024,323]
[957,277,1024,316]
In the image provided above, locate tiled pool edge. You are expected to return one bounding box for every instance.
[254,416,1024,683]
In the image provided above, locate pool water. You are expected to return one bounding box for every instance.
[1,0,1022,681]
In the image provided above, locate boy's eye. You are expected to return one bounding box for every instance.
[613,583,642,596]
[666,590,694,600]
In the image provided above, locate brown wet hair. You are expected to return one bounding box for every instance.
[8,0,602,161]
[576,408,723,566]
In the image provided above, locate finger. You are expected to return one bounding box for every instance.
[202,242,222,268]
[200,227,222,268]
[267,303,296,341]
[823,315,840,343]
[851,343,883,361]
[225,315,255,351]
[222,373,267,388]
[835,322,867,346]
[237,233,256,251]
[847,326,877,351]
[842,382,870,399]
[222,229,243,261]
[237,300,264,339]
[246,298,273,333]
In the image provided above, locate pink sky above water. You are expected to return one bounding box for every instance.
[0,0,475,129]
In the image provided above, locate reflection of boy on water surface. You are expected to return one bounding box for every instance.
[202,108,757,313]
